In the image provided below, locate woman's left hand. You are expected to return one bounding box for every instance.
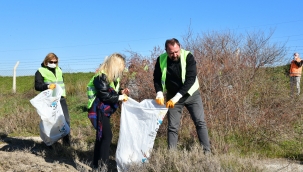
[121,88,130,95]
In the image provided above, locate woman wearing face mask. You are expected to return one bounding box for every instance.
[34,52,71,146]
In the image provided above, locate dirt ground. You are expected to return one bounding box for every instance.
[1,136,303,172]
[0,138,74,171]
[0,136,96,172]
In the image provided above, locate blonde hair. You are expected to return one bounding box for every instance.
[96,53,125,83]
[43,53,59,67]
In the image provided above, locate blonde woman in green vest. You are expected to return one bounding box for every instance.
[87,53,129,169]
[34,52,71,146]
[153,38,211,154]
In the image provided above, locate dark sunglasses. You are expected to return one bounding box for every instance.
[49,61,58,64]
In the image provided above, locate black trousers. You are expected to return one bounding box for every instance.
[93,113,112,167]
[60,97,71,145]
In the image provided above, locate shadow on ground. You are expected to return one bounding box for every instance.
[0,133,118,172]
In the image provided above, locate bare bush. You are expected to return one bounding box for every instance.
[180,30,300,154]
[119,30,300,156]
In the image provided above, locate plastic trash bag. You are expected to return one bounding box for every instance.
[116,98,168,172]
[30,84,70,146]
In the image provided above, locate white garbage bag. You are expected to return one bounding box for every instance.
[30,84,70,146]
[116,97,168,172]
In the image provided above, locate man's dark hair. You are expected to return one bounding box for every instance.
[165,38,180,50]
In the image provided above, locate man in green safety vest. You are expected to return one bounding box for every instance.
[153,38,211,154]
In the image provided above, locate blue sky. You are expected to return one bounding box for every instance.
[1,0,302,76]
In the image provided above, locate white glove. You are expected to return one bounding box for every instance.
[156,91,164,99]
[118,94,128,101]
[155,91,164,105]
[171,93,182,103]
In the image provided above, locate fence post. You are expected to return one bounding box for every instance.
[13,61,20,93]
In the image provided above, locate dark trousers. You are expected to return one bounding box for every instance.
[93,114,112,167]
[60,97,71,145]
[167,90,210,151]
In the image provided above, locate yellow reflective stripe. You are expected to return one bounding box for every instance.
[109,80,120,92]
[159,53,167,92]
[180,49,188,83]
[87,87,95,91]
[188,77,199,95]
[87,97,96,109]
[88,95,95,99]
[87,74,98,108]
[45,81,64,84]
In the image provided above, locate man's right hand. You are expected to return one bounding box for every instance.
[155,91,164,105]
[48,84,56,90]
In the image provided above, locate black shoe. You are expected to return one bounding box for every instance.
[63,141,71,146]
[62,135,71,146]
[92,165,99,171]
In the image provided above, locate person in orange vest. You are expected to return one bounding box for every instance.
[290,52,303,96]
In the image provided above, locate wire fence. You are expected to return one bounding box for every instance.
[0,68,96,77]
[0,68,96,94]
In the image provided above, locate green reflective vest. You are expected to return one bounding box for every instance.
[159,49,199,95]
[38,67,66,97]
[86,72,120,109]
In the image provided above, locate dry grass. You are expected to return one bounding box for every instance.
[1,30,303,171]
[124,144,264,172]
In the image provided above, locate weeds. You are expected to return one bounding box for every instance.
[0,30,302,171]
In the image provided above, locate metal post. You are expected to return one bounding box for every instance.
[13,61,19,93]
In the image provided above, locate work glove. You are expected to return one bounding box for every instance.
[119,94,128,102]
[48,84,56,90]
[166,93,182,108]
[155,91,164,105]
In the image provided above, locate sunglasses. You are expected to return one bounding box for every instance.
[49,61,58,64]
